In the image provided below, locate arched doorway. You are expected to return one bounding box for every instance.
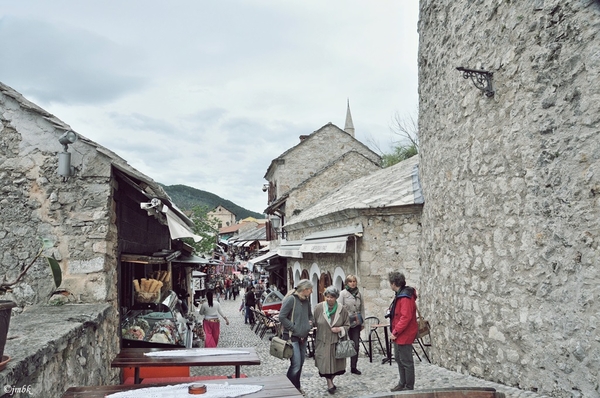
[288,267,294,290]
[300,269,309,280]
[317,272,332,303]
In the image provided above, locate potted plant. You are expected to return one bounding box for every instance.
[0,238,62,370]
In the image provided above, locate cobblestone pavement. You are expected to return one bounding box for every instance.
[191,292,551,398]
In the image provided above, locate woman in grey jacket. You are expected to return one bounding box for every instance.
[337,274,365,375]
[279,279,314,392]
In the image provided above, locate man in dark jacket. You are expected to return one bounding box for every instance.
[388,271,418,392]
[279,279,314,393]
[244,286,257,325]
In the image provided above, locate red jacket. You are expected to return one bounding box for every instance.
[389,286,418,345]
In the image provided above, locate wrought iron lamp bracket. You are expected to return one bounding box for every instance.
[456,67,494,97]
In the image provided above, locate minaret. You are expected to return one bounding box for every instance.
[344,99,355,137]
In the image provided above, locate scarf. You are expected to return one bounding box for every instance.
[346,286,359,297]
[325,302,337,320]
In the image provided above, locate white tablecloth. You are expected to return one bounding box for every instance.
[144,348,250,357]
[105,382,263,398]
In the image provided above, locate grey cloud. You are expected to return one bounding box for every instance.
[0,16,147,105]
[108,112,180,135]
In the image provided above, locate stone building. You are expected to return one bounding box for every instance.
[208,205,236,228]
[264,121,381,227]
[418,1,600,396]
[261,114,382,294]
[0,82,199,396]
[283,155,422,318]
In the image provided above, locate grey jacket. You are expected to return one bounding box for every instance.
[279,293,314,340]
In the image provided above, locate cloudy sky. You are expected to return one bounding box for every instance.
[0,1,419,213]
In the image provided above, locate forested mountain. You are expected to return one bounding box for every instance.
[160,184,264,219]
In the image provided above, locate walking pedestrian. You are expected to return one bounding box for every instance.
[279,279,314,393]
[198,290,229,347]
[314,285,350,394]
[244,286,257,325]
[387,271,418,392]
[338,274,365,375]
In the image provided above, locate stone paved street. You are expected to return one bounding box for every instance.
[191,292,551,398]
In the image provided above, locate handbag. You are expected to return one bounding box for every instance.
[270,336,294,359]
[348,312,363,328]
[416,306,430,339]
[270,296,295,359]
[335,336,357,359]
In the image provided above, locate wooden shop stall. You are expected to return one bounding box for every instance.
[119,249,194,349]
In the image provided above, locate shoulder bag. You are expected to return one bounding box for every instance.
[416,305,430,339]
[269,297,295,359]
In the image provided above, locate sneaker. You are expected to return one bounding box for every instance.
[390,384,406,392]
[351,368,362,375]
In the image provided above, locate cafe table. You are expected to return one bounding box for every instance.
[61,374,302,398]
[111,346,261,384]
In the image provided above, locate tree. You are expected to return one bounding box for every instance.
[381,111,419,168]
[183,205,221,256]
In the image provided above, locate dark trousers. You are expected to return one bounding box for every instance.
[348,325,361,370]
[393,343,415,389]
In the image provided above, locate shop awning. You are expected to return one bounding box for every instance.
[299,224,363,254]
[243,241,254,247]
[247,251,278,266]
[277,240,304,258]
[173,254,210,264]
[299,236,349,254]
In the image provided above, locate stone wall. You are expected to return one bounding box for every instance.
[269,124,380,198]
[1,86,118,307]
[0,304,119,398]
[418,1,600,396]
[287,209,422,321]
[287,151,381,216]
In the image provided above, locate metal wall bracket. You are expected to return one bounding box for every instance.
[456,67,494,97]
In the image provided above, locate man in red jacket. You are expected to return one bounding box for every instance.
[388,271,418,391]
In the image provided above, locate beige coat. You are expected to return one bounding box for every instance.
[313,302,350,376]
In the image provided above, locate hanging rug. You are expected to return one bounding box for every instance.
[105,382,263,398]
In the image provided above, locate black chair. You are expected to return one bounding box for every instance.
[359,316,386,362]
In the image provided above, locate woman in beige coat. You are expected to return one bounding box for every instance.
[314,286,350,394]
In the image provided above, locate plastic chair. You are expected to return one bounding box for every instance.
[359,316,386,362]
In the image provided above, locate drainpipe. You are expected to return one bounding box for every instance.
[354,235,358,277]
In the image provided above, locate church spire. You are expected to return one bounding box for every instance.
[344,99,355,137]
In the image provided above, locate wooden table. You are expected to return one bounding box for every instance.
[62,374,303,398]
[111,347,261,384]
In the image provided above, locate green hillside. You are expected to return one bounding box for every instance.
[160,184,264,219]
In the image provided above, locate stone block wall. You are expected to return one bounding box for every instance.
[0,304,119,398]
[1,86,118,307]
[287,151,381,216]
[269,124,380,197]
[418,1,600,396]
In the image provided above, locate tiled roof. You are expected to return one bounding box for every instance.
[285,155,422,227]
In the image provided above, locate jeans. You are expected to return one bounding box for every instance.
[393,343,415,389]
[287,338,307,389]
[348,325,361,369]
[244,306,254,324]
